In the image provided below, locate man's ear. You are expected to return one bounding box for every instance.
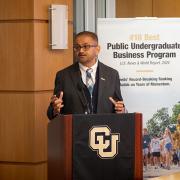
[96,45,100,54]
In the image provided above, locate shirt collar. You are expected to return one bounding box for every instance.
[79,60,98,73]
[78,60,98,85]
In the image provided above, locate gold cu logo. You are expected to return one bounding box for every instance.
[89,125,120,159]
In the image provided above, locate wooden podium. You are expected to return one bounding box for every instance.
[48,113,142,180]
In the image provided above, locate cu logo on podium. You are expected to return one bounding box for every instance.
[89,125,120,159]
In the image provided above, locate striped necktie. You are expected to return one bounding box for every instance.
[86,68,94,95]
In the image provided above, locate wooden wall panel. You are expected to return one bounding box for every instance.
[0,92,50,162]
[34,22,73,91]
[34,0,73,21]
[0,0,73,20]
[116,0,153,17]
[0,22,73,91]
[0,93,35,162]
[0,22,34,91]
[0,1,33,20]
[34,92,50,161]
[0,163,47,180]
[153,0,180,17]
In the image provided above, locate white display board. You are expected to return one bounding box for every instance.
[97,18,180,127]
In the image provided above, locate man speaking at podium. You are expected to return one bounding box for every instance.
[47,31,125,120]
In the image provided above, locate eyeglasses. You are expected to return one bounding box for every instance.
[73,44,98,51]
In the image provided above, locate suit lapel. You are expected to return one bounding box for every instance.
[69,63,87,108]
[97,62,107,112]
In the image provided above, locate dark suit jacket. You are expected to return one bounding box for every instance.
[47,61,123,120]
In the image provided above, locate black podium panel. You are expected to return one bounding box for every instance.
[73,113,135,180]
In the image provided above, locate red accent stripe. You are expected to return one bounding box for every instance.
[64,115,73,180]
[134,113,143,180]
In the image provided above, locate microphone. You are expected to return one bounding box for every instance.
[77,80,90,114]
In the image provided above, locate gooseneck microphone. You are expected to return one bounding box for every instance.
[77,80,90,114]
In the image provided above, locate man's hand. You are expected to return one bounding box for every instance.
[51,91,64,115]
[109,97,125,113]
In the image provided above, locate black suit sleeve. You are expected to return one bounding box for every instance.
[47,71,64,120]
[113,70,123,102]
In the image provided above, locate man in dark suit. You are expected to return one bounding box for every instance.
[47,31,125,120]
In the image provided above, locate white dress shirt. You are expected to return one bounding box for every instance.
[79,61,98,85]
